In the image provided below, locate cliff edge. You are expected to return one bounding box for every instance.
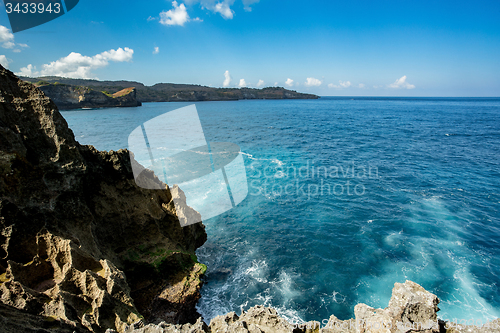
[21,76,319,104]
[35,83,142,110]
[0,65,206,332]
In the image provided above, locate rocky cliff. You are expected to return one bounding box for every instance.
[36,83,142,110]
[0,65,206,332]
[21,76,319,103]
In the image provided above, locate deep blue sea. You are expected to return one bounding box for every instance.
[61,97,500,325]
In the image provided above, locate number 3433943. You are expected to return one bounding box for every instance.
[5,2,61,14]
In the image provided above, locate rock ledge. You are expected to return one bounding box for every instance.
[113,280,500,333]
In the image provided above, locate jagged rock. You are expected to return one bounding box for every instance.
[170,186,202,227]
[209,306,295,333]
[0,302,89,332]
[387,280,439,332]
[0,64,206,332]
[339,280,439,333]
[105,317,208,333]
[117,281,499,333]
[320,314,355,333]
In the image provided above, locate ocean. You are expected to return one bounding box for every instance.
[61,97,500,325]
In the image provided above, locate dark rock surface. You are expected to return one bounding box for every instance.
[0,65,206,332]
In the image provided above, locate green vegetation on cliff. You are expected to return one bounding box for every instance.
[31,82,142,109]
[22,76,319,103]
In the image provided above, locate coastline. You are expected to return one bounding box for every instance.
[1,65,499,332]
[20,76,320,110]
[112,280,500,333]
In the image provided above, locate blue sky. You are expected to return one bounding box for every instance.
[0,0,499,96]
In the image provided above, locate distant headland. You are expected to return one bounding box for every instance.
[20,76,319,110]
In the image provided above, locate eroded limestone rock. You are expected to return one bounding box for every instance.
[115,281,499,333]
[0,65,207,332]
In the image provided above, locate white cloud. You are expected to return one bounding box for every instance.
[181,0,260,19]
[214,1,234,19]
[186,0,236,19]
[15,64,38,77]
[274,82,278,86]
[0,25,14,49]
[0,25,29,51]
[328,80,351,89]
[2,41,14,49]
[193,17,203,21]
[388,75,415,89]
[0,55,11,69]
[147,16,157,21]
[153,46,160,54]
[339,80,351,88]
[256,79,264,87]
[223,70,232,87]
[285,78,294,87]
[160,1,190,26]
[304,77,322,87]
[359,83,365,88]
[242,0,259,11]
[238,78,246,87]
[99,48,133,62]
[183,0,259,19]
[21,47,134,79]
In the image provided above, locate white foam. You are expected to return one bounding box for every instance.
[331,291,347,304]
[358,196,500,323]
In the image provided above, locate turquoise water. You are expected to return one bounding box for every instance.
[61,97,500,325]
